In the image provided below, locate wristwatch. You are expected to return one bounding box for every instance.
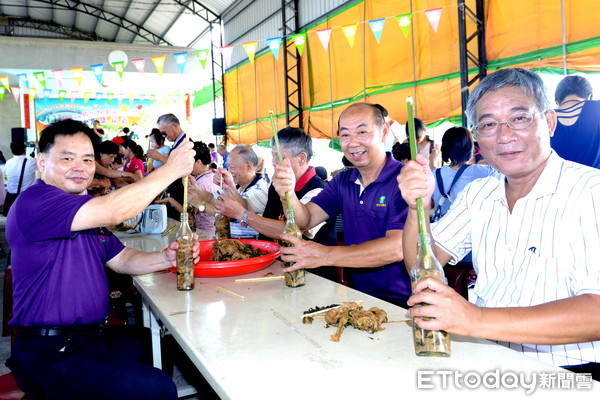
[198,201,206,213]
[240,210,249,228]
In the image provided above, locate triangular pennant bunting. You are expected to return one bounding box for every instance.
[0,76,10,92]
[91,64,104,84]
[71,67,83,86]
[316,29,332,51]
[242,41,258,64]
[368,18,385,43]
[292,34,306,56]
[266,37,282,60]
[425,8,443,32]
[52,69,63,88]
[219,45,234,68]
[84,92,92,103]
[58,89,66,102]
[43,89,52,99]
[107,93,114,103]
[11,87,20,102]
[34,71,47,89]
[0,87,4,102]
[111,61,125,80]
[132,58,145,74]
[151,56,166,76]
[196,49,210,69]
[397,14,413,38]
[28,88,37,99]
[71,91,78,102]
[128,93,136,103]
[173,52,187,73]
[17,74,29,89]
[342,24,358,48]
[96,92,103,100]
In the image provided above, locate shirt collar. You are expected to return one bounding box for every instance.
[295,167,316,191]
[348,152,400,185]
[171,132,186,148]
[488,151,562,202]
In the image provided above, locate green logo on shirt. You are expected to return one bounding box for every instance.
[376,195,387,207]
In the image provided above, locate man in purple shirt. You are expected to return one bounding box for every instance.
[6,119,198,400]
[272,103,410,307]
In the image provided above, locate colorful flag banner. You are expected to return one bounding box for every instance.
[71,67,83,86]
[368,18,386,43]
[316,29,332,51]
[196,49,210,69]
[34,71,47,89]
[242,41,258,64]
[71,91,78,102]
[132,58,146,74]
[0,87,4,101]
[266,37,282,60]
[0,76,10,92]
[11,87,20,102]
[84,92,92,102]
[96,92,103,100]
[91,64,104,84]
[292,34,307,56]
[151,55,166,76]
[58,89,66,102]
[425,8,443,32]
[397,14,413,38]
[28,88,37,99]
[43,89,52,99]
[219,45,234,69]
[342,24,358,48]
[52,69,64,88]
[17,74,29,89]
[111,61,125,80]
[107,93,114,103]
[173,52,187,73]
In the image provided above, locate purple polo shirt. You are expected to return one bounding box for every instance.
[311,153,411,300]
[6,180,125,326]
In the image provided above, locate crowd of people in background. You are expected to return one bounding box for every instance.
[1,68,599,399]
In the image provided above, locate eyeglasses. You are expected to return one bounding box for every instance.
[473,111,544,137]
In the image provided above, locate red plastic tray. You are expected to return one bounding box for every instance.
[170,239,280,277]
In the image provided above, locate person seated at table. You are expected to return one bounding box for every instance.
[88,140,120,196]
[398,68,600,379]
[121,139,146,181]
[157,141,219,237]
[189,144,269,239]
[213,127,338,280]
[551,74,600,168]
[5,118,199,399]
[272,103,411,307]
[146,128,170,171]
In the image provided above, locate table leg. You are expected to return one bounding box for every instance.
[141,300,163,369]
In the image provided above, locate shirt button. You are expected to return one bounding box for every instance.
[360,201,364,204]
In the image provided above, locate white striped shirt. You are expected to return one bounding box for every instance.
[228,176,269,238]
[433,152,600,366]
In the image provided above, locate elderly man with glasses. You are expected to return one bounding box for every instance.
[398,68,600,379]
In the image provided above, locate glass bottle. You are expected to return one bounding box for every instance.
[214,213,230,239]
[410,232,451,356]
[187,205,197,232]
[281,208,305,288]
[176,212,195,291]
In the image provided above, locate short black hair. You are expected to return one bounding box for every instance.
[39,119,96,154]
[341,155,353,167]
[392,142,411,162]
[208,143,215,149]
[440,126,473,166]
[555,75,593,104]
[405,117,426,139]
[123,127,130,134]
[193,141,212,165]
[315,166,328,181]
[96,140,119,159]
[149,128,165,146]
[10,141,25,155]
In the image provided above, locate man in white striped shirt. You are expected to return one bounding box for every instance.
[398,68,600,379]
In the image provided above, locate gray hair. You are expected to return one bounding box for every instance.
[465,68,553,125]
[269,127,313,161]
[231,144,258,167]
[156,113,180,125]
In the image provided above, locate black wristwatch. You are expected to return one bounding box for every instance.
[240,210,249,228]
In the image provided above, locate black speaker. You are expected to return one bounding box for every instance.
[212,118,226,135]
[11,127,26,143]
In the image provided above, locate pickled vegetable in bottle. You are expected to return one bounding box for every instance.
[281,209,305,288]
[176,212,195,291]
[410,233,451,357]
[214,213,230,239]
[187,205,197,232]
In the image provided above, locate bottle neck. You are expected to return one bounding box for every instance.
[285,208,295,223]
[417,232,434,256]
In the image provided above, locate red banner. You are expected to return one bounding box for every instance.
[23,94,30,129]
